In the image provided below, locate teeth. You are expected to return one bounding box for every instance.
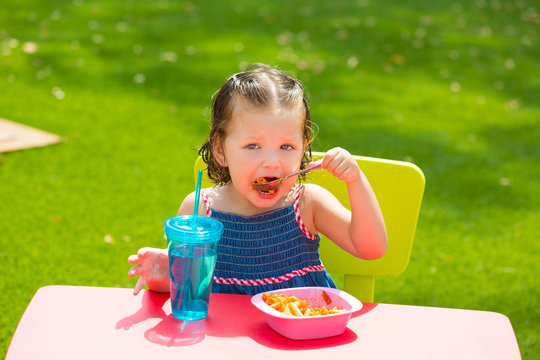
[258,188,276,195]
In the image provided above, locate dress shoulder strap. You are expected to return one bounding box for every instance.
[201,188,212,217]
[292,184,318,240]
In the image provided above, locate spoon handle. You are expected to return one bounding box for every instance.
[286,163,322,179]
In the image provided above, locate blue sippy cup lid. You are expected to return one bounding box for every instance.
[164,215,223,244]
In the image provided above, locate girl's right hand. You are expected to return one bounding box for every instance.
[314,147,361,184]
[128,247,170,295]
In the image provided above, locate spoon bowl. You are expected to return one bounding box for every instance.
[252,163,322,193]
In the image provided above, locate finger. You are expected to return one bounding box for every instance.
[333,155,352,174]
[133,277,147,295]
[322,148,340,169]
[325,155,342,174]
[127,254,139,264]
[128,265,142,278]
[331,164,346,178]
[137,247,149,257]
[137,247,155,259]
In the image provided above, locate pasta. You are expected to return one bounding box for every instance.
[262,291,345,317]
[253,177,277,194]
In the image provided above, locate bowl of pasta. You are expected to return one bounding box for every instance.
[251,287,362,340]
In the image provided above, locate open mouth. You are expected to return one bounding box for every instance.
[253,177,279,195]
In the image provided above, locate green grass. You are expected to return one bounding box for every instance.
[1,0,539,357]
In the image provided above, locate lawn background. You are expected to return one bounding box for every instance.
[1,0,539,358]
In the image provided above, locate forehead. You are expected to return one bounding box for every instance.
[227,98,305,133]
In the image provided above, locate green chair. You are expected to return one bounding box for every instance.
[194,152,425,302]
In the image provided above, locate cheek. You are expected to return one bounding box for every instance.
[290,152,305,170]
[227,161,251,182]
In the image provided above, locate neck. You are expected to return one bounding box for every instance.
[211,183,297,216]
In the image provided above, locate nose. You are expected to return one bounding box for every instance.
[261,150,280,169]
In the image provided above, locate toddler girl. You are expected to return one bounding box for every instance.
[128,63,387,295]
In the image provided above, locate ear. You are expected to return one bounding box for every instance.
[212,137,228,167]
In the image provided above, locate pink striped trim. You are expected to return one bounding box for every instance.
[293,185,318,240]
[213,265,326,286]
[201,189,212,217]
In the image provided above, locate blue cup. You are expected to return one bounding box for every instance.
[164,216,223,321]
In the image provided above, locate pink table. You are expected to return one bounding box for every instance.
[6,286,521,359]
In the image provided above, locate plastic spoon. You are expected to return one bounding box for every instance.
[252,162,322,192]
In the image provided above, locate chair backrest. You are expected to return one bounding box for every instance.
[194,152,425,302]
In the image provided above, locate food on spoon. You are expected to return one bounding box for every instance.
[253,177,278,194]
[255,176,276,184]
[262,292,345,317]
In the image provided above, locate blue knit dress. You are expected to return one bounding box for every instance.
[201,185,337,295]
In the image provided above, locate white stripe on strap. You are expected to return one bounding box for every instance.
[201,189,212,217]
[213,264,326,286]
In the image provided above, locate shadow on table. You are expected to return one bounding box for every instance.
[116,290,378,350]
[115,291,206,346]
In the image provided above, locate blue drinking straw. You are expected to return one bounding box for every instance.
[193,170,203,220]
[179,170,204,316]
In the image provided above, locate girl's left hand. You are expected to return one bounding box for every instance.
[311,147,361,184]
[128,247,170,295]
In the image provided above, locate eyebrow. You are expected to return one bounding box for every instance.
[242,133,302,142]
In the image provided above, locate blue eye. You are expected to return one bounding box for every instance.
[246,144,259,150]
[281,144,294,150]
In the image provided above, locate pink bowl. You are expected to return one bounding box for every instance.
[251,287,362,340]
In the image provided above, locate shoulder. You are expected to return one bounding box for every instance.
[299,183,336,205]
[177,186,222,216]
[297,183,336,234]
[299,184,342,217]
[177,191,197,215]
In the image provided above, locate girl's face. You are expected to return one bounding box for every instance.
[216,100,305,209]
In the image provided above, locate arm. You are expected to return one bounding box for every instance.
[306,147,387,260]
[128,191,202,295]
